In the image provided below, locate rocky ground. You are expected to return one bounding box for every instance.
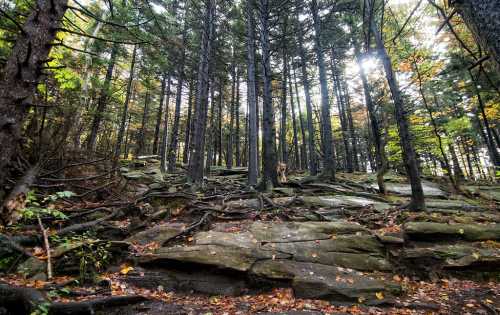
[1,158,499,314]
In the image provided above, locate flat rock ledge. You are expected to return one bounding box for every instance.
[137,221,400,303]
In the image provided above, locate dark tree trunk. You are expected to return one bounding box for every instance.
[205,80,216,172]
[469,70,500,167]
[123,114,132,159]
[87,43,118,152]
[160,75,172,173]
[183,79,195,164]
[257,0,279,188]
[296,8,318,176]
[0,0,69,194]
[153,74,167,155]
[342,81,360,171]
[235,70,241,167]
[167,20,188,172]
[135,92,150,157]
[369,1,425,210]
[228,64,236,169]
[280,16,289,165]
[453,0,500,67]
[288,60,300,170]
[114,45,137,162]
[217,80,223,166]
[246,0,259,186]
[187,0,216,185]
[292,67,308,170]
[330,51,352,172]
[310,0,335,180]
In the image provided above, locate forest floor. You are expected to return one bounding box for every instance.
[0,157,499,315]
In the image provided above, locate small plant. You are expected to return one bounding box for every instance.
[52,232,112,282]
[21,190,74,221]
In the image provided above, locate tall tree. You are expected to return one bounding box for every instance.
[295,6,318,176]
[187,0,216,185]
[257,0,279,187]
[310,0,335,180]
[367,0,425,210]
[0,0,69,201]
[246,0,259,186]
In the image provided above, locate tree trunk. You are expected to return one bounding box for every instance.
[217,79,223,166]
[183,79,195,164]
[296,8,318,176]
[135,92,150,157]
[235,70,241,167]
[310,0,335,180]
[469,70,500,167]
[153,74,167,155]
[114,45,137,163]
[246,0,259,186]
[0,0,69,192]
[453,0,500,67]
[342,81,360,171]
[369,0,425,210]
[167,19,188,172]
[160,76,172,173]
[330,50,352,172]
[292,67,308,170]
[257,0,279,188]
[87,43,118,152]
[228,64,236,169]
[288,60,300,170]
[280,16,289,165]
[187,0,216,185]
[355,46,387,194]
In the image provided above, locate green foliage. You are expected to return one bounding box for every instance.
[30,302,51,315]
[21,191,75,221]
[52,232,112,282]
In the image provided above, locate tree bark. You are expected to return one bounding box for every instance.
[235,70,241,167]
[0,0,69,192]
[295,7,318,176]
[288,60,300,170]
[292,67,308,170]
[280,16,289,165]
[153,74,167,155]
[160,75,172,173]
[246,0,259,186]
[187,0,216,185]
[257,0,279,188]
[135,92,150,157]
[183,78,195,164]
[330,50,352,172]
[167,18,188,172]
[310,0,335,180]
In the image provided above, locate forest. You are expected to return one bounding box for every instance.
[0,0,499,314]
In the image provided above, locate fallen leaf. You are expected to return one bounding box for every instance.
[375,292,384,300]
